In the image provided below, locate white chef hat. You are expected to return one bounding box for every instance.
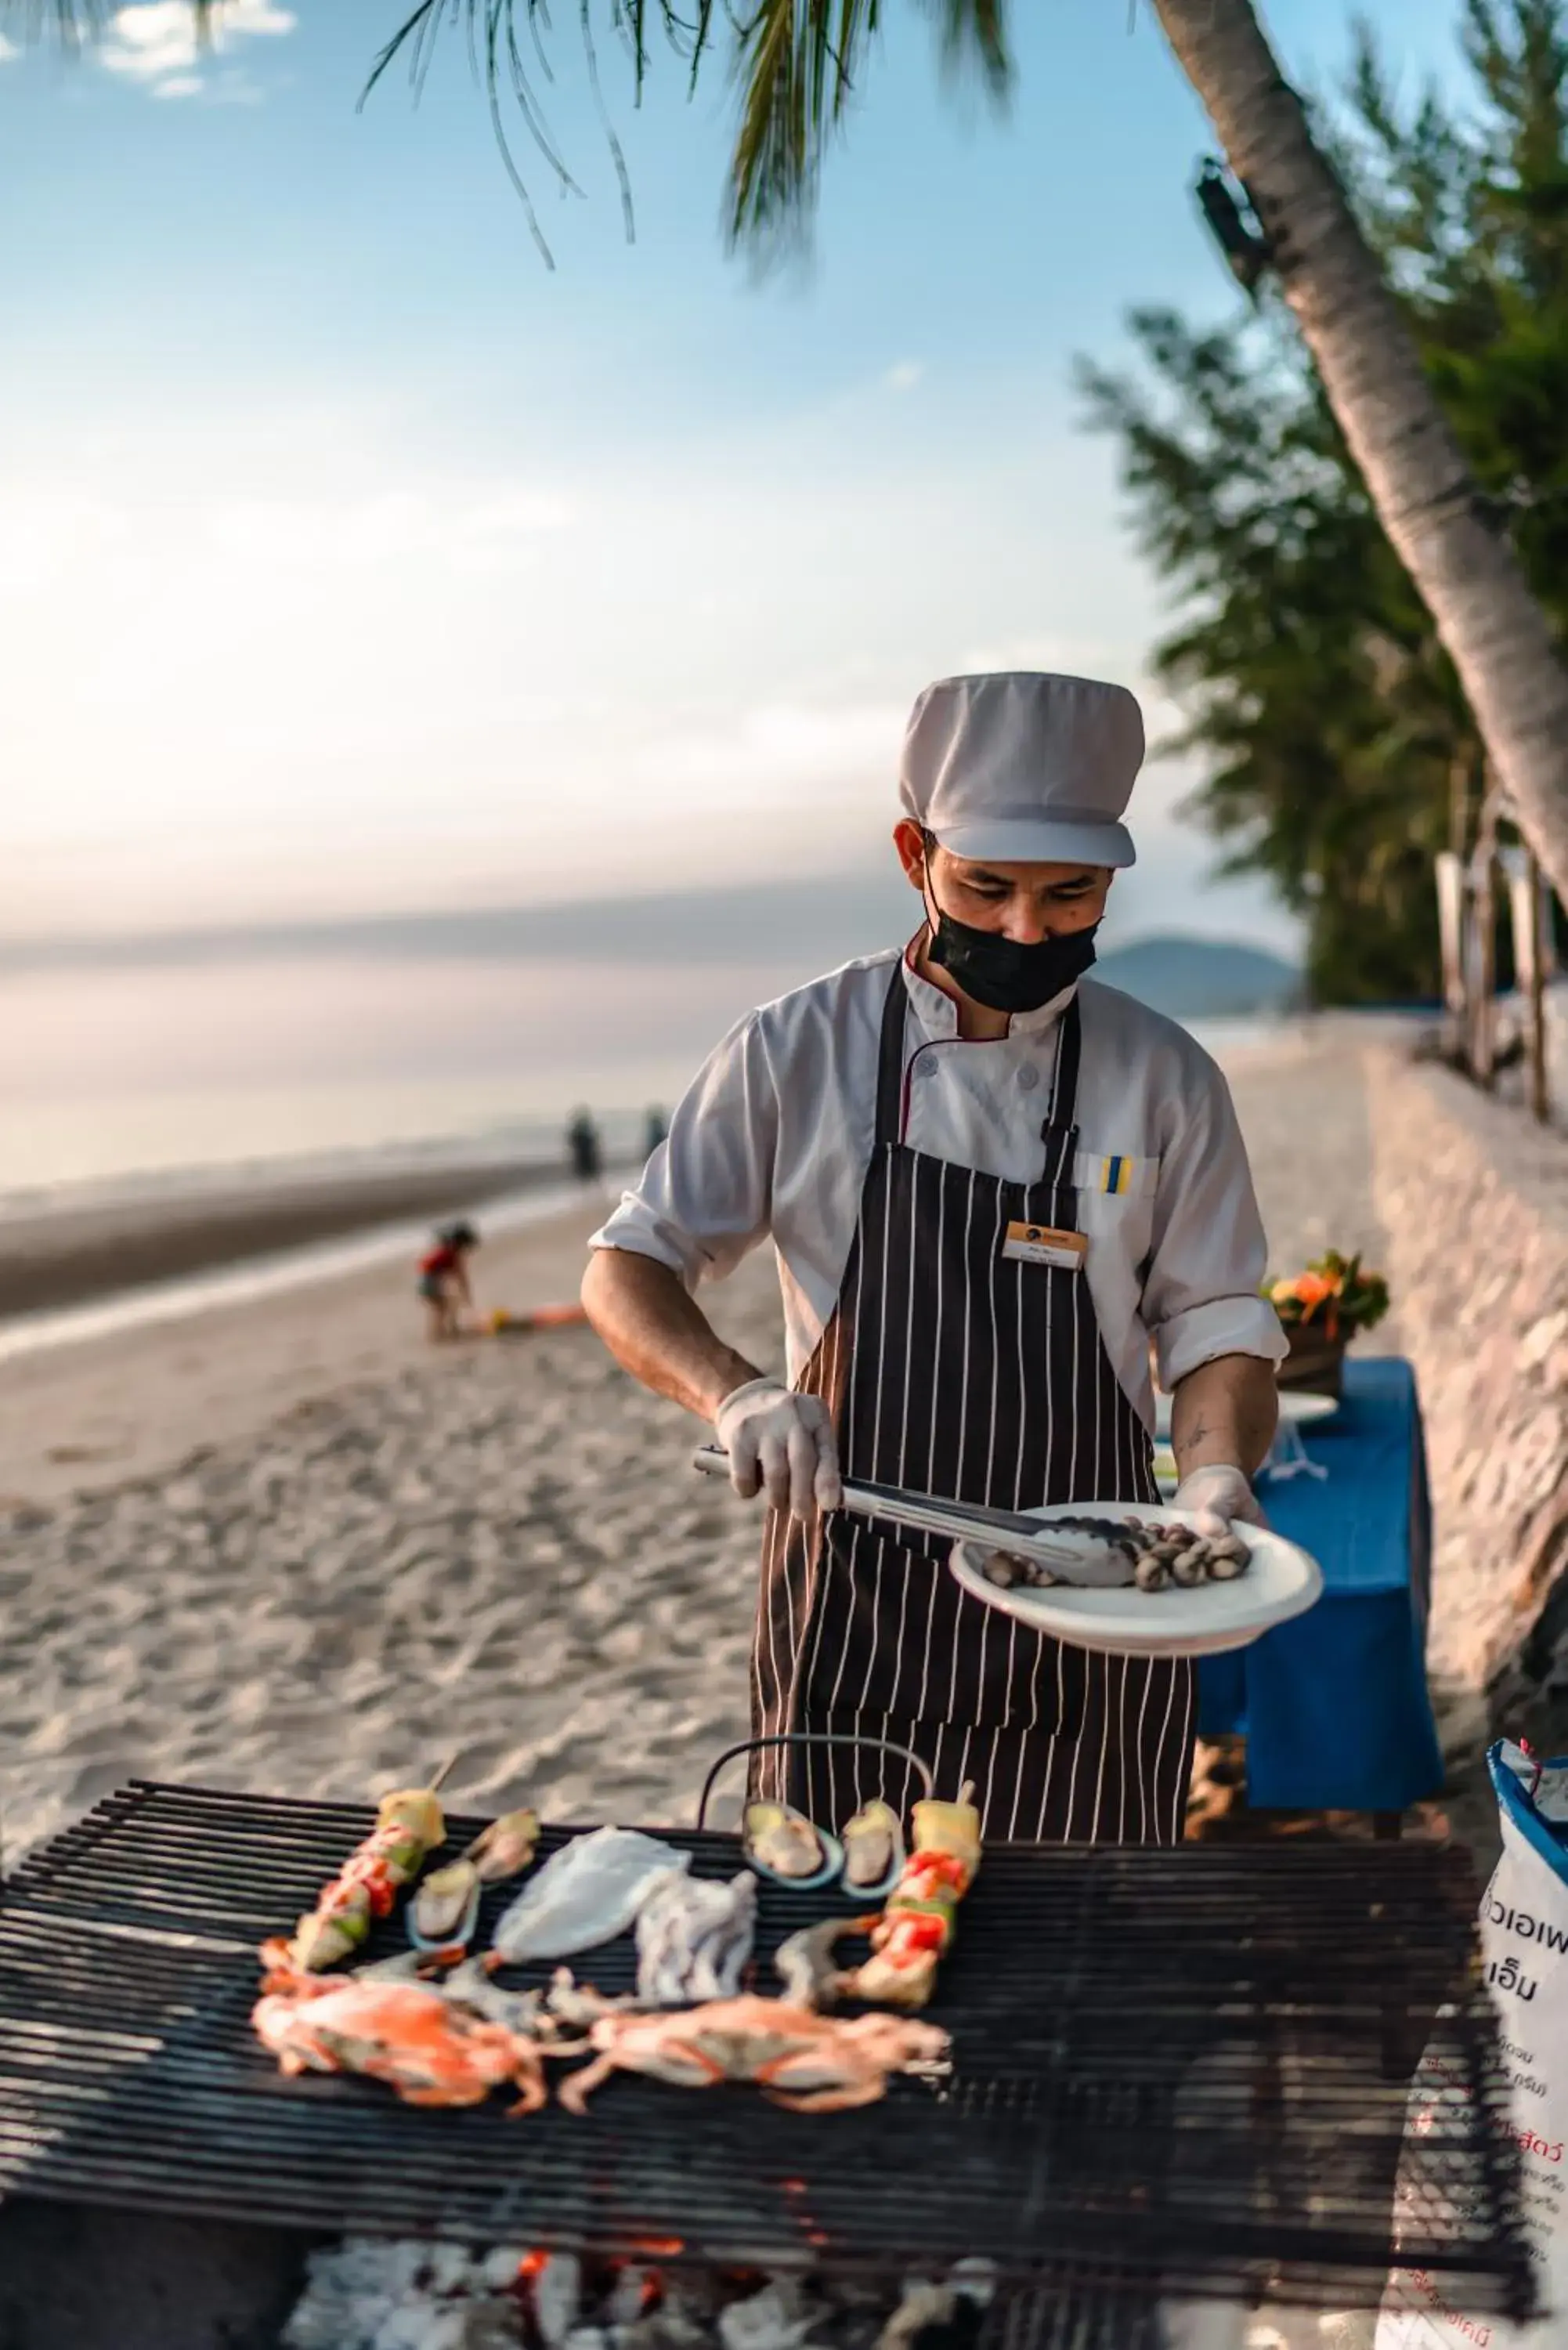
[899,672,1143,868]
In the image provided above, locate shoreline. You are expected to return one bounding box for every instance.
[0,1155,627,1328]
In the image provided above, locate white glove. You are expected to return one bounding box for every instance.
[1172,1463,1266,1535]
[714,1378,842,1518]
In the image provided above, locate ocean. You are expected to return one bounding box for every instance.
[0,947,1284,1217]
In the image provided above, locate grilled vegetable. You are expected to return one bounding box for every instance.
[262,1777,450,1973]
[843,1787,981,2011]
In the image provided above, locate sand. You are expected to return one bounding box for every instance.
[0,1025,1422,1875]
[0,1030,1456,2350]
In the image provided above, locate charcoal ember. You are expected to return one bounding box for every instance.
[606,2270,663,2327]
[530,2255,584,2349]
[717,2280,815,2350]
[620,2317,717,2350]
[427,2244,485,2295]
[656,2274,728,2329]
[481,2251,535,2294]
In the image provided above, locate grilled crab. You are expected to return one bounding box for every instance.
[555,1992,950,2115]
[252,1952,556,2113]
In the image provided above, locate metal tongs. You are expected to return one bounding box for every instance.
[692,1446,1129,1586]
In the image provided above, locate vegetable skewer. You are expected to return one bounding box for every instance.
[262,1760,456,1972]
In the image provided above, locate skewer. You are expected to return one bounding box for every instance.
[426,1754,460,1795]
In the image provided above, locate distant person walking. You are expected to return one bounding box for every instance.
[566,1108,602,1183]
[417,1220,478,1343]
[644,1106,669,1159]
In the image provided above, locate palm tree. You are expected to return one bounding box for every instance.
[371,0,1568,906]
[17,0,1568,905]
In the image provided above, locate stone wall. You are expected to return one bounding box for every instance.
[1365,1048,1568,1754]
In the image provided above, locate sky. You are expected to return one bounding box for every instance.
[0,0,1469,956]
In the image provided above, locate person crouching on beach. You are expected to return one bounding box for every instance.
[417,1221,478,1342]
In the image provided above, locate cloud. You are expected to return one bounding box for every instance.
[0,32,18,62]
[206,483,576,566]
[630,699,906,818]
[99,0,294,99]
[884,361,924,394]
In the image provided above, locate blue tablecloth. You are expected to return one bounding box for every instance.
[1196,1358,1445,1812]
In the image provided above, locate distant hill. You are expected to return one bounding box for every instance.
[1097,934,1302,1021]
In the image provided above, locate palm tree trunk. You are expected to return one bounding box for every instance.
[1151,0,1568,910]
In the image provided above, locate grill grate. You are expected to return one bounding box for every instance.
[0,1781,1535,2323]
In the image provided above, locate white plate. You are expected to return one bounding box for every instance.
[948,1501,1323,1660]
[1152,1389,1338,1440]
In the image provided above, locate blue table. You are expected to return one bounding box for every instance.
[1197,1358,1445,1815]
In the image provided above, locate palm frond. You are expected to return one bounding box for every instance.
[725,0,1012,255]
[6,0,1016,271]
[360,0,714,265]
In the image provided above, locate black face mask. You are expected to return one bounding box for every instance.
[924,877,1100,1016]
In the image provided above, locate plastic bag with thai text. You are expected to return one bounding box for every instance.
[1375,1739,1568,2349]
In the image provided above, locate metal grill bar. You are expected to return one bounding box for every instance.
[0,1781,1535,2320]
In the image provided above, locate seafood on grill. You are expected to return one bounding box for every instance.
[772,1915,874,2010]
[251,1952,558,2112]
[742,1799,842,1889]
[979,1513,1250,1596]
[635,1868,757,2005]
[488,1826,689,1965]
[466,1806,540,1883]
[408,1858,482,1954]
[840,1799,905,1900]
[266,1782,449,1972]
[555,1993,950,2114]
[407,1806,540,1956]
[840,1789,981,2012]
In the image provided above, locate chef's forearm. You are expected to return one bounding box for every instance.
[580,1246,762,1422]
[1169,1353,1277,1480]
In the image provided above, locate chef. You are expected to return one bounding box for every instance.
[583,673,1286,1843]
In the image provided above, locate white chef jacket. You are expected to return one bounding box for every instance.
[591,946,1286,1430]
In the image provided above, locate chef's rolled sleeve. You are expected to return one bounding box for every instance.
[591,1012,778,1291]
[1142,1056,1288,1393]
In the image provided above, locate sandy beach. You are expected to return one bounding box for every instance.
[0,1022,1428,1871]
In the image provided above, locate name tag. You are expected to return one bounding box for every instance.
[1002,1220,1086,1271]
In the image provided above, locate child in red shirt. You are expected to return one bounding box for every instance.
[417,1221,478,1342]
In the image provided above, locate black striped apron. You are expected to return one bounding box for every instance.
[750,964,1195,1843]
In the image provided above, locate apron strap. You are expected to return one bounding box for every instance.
[1040,994,1083,1185]
[875,962,909,1147]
